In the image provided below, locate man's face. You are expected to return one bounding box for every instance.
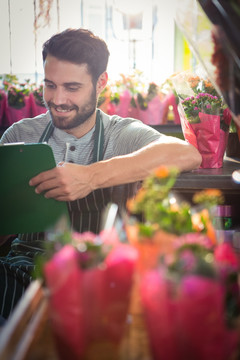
[43,55,97,130]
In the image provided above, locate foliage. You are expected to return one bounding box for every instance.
[127,166,224,237]
[181,92,227,123]
[3,74,31,109]
[33,227,115,279]
[137,82,159,110]
[32,84,45,106]
[160,74,179,104]
[192,188,224,208]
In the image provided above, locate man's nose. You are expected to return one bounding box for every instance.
[52,88,66,105]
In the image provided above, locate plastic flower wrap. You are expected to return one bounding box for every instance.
[106,71,144,119]
[140,235,240,360]
[40,228,138,360]
[0,89,7,128]
[31,84,47,117]
[2,74,33,126]
[175,0,240,129]
[125,165,240,359]
[172,71,232,168]
[136,82,169,125]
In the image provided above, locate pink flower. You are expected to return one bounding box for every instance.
[175,233,213,250]
[72,231,96,244]
[214,243,239,270]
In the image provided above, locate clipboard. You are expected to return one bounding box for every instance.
[0,143,69,235]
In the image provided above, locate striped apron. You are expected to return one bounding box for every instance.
[39,109,111,234]
[0,110,112,318]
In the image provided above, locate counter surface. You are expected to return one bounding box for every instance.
[174,157,240,191]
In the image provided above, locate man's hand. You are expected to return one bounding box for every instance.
[29,162,94,201]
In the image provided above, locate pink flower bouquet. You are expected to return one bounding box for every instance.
[43,229,138,360]
[107,89,132,118]
[5,95,32,125]
[136,95,169,125]
[136,83,169,125]
[3,79,33,125]
[173,72,232,168]
[140,235,240,360]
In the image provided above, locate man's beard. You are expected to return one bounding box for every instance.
[45,89,97,130]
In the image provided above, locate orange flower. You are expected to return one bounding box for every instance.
[193,189,224,206]
[192,209,216,245]
[204,189,222,197]
[126,188,146,212]
[189,77,200,88]
[154,166,169,179]
[204,80,213,89]
[192,212,205,232]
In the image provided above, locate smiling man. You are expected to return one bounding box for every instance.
[0,28,202,319]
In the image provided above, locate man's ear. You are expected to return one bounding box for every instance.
[96,71,108,96]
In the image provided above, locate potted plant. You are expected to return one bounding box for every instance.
[3,74,32,126]
[172,72,232,168]
[31,84,47,117]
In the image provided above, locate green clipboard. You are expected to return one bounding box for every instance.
[0,143,69,235]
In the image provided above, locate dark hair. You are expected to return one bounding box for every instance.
[42,28,110,83]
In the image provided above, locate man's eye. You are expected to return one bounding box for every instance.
[45,83,55,89]
[67,87,79,92]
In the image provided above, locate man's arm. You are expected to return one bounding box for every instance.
[29,137,202,202]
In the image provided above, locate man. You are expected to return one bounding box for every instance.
[0,28,202,318]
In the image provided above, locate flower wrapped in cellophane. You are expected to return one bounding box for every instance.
[40,228,138,360]
[136,82,170,125]
[125,165,240,359]
[172,71,232,168]
[140,235,240,360]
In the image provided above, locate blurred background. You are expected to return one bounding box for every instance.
[0,0,197,85]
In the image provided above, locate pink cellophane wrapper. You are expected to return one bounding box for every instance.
[107,90,131,118]
[179,105,230,168]
[0,91,7,127]
[137,96,168,125]
[31,93,47,117]
[4,95,32,126]
[128,102,139,120]
[44,234,138,359]
[141,271,238,360]
[214,242,239,270]
[140,270,179,360]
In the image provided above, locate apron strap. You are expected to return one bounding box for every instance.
[92,109,104,163]
[38,121,54,143]
[38,109,104,163]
